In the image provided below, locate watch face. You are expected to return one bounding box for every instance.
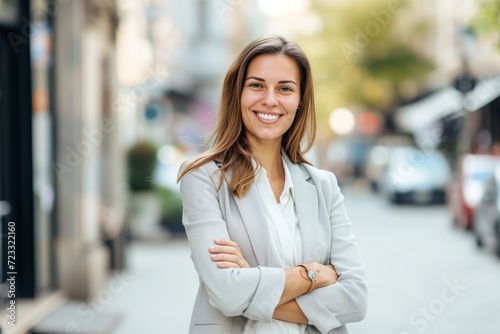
[307,269,317,281]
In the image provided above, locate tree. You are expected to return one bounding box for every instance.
[470,0,500,49]
[300,0,433,126]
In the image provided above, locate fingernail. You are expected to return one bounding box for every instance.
[214,239,220,243]
[211,254,216,259]
[209,246,215,250]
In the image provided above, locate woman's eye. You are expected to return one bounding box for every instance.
[279,86,293,92]
[249,83,262,88]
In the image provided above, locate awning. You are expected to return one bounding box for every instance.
[462,75,500,112]
[395,87,463,132]
[395,75,500,133]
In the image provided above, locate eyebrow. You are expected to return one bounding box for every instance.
[246,76,297,86]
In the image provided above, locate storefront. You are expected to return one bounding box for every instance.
[0,2,67,333]
[0,0,38,301]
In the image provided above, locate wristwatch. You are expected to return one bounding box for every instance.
[298,264,317,293]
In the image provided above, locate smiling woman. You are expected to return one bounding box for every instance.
[177,36,367,334]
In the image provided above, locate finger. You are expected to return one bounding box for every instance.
[216,261,239,268]
[211,253,241,264]
[214,239,244,255]
[209,245,239,255]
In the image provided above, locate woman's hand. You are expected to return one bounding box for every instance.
[305,262,338,289]
[209,239,250,268]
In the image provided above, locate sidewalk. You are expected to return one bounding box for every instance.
[107,238,198,334]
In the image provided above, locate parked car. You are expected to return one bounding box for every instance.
[447,154,500,230]
[380,147,451,205]
[473,164,500,257]
[364,135,414,192]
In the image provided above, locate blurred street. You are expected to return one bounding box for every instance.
[107,238,198,334]
[106,182,500,334]
[2,0,500,332]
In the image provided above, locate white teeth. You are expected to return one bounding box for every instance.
[256,113,280,121]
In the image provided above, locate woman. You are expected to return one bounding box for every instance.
[178,35,367,334]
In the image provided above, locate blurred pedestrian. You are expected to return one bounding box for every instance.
[177,35,367,334]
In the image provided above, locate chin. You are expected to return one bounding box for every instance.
[252,132,283,143]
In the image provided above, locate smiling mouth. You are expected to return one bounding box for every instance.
[255,112,282,121]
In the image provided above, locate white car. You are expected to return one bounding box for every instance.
[381,147,451,204]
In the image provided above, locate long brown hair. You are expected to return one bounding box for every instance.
[177,35,316,197]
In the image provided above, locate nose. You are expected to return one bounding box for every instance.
[261,89,278,107]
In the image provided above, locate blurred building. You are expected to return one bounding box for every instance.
[394,0,500,92]
[1,0,124,332]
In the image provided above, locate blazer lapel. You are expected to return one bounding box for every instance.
[283,155,319,263]
[232,181,277,267]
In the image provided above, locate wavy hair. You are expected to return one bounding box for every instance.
[177,35,316,197]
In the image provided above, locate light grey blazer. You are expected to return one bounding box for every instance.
[179,154,367,334]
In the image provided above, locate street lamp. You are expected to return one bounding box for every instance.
[454,27,477,94]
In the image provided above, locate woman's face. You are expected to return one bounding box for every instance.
[241,54,301,148]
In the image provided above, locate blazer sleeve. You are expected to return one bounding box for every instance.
[179,163,286,321]
[295,172,368,334]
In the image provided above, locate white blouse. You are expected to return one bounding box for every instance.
[243,157,306,334]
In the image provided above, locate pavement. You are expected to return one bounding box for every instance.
[107,238,197,334]
[30,238,196,334]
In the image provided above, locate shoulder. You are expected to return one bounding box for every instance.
[179,159,221,189]
[284,153,337,185]
[299,163,341,202]
[302,163,339,186]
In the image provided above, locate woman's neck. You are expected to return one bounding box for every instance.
[250,140,284,180]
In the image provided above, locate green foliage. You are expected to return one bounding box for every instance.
[155,186,184,234]
[301,0,434,119]
[470,0,500,48]
[127,141,158,192]
[360,42,433,80]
